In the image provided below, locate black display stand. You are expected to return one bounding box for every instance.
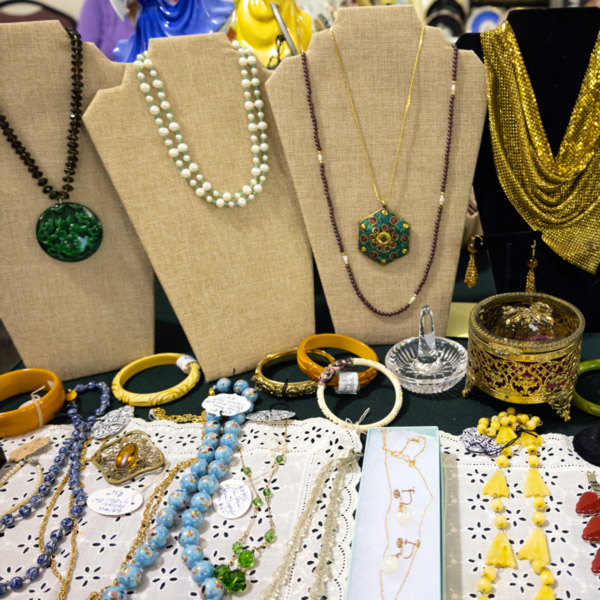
[458,8,600,330]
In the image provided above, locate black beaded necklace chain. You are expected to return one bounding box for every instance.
[301,45,459,317]
[0,28,102,262]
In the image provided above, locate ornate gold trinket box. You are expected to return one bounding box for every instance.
[463,292,584,420]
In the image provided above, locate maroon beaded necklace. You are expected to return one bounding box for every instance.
[301,44,459,317]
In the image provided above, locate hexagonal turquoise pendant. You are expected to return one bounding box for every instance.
[36,202,102,262]
[358,208,409,265]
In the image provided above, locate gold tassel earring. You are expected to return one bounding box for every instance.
[464,235,483,289]
[526,241,538,293]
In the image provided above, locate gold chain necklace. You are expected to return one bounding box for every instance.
[331,25,425,266]
[380,432,433,600]
[482,21,600,274]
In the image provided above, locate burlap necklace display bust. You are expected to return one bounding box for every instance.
[84,33,314,380]
[267,6,487,342]
[0,21,153,380]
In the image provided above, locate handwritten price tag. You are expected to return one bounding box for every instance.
[213,480,252,519]
[202,393,251,417]
[9,437,50,462]
[88,488,143,516]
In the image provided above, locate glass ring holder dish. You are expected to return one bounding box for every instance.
[462,291,585,420]
[385,305,468,394]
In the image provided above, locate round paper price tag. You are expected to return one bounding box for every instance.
[213,480,252,519]
[88,488,143,516]
[202,393,251,416]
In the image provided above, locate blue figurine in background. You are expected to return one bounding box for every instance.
[113,0,235,63]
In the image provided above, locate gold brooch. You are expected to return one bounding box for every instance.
[92,430,165,485]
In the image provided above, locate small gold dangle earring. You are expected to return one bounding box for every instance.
[393,488,415,525]
[396,537,421,559]
[525,240,538,293]
[464,235,483,289]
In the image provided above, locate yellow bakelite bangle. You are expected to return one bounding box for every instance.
[112,353,201,407]
[0,368,65,437]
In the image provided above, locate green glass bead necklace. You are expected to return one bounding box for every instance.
[0,28,102,262]
[215,421,289,594]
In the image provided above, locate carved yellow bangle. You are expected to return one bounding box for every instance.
[252,348,336,398]
[112,353,201,407]
[0,368,66,437]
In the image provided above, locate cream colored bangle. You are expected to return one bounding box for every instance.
[316,358,403,434]
[112,353,201,407]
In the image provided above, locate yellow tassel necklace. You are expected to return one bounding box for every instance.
[468,407,556,599]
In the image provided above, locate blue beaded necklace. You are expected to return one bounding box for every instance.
[0,381,111,596]
[101,377,273,600]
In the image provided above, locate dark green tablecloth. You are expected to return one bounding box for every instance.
[5,249,600,437]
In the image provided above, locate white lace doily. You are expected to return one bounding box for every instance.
[0,417,362,599]
[441,431,600,600]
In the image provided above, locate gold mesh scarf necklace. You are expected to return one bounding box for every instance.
[482,21,600,274]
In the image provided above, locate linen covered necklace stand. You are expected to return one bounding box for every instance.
[0,21,153,380]
[266,6,487,343]
[83,33,314,380]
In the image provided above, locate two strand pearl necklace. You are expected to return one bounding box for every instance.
[135,41,269,208]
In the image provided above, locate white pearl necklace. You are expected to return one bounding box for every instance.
[135,41,269,208]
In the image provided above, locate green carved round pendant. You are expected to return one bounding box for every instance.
[36,202,102,262]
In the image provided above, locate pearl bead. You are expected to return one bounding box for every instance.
[258,112,265,119]
[251,145,260,153]
[248,55,257,64]
[248,123,257,132]
[251,167,261,177]
[381,555,399,574]
[168,122,179,131]
[223,192,232,201]
[175,133,182,141]
[232,40,240,49]
[158,91,166,99]
[168,148,179,157]
[183,155,191,162]
[239,57,248,66]
[241,79,251,88]
[251,135,258,142]
[195,188,205,197]
[251,78,260,86]
[143,58,153,67]
[158,127,169,136]
[242,185,252,195]
[247,113,255,121]
[160,101,170,110]
[259,175,266,182]
[175,160,183,167]
[155,118,163,125]
[238,197,246,206]
[245,91,252,98]
[228,201,235,207]
[395,509,411,524]
[149,105,160,115]
[189,179,197,187]
[260,164,269,172]
[205,196,213,203]
[253,184,263,193]
[245,101,254,110]
[189,163,198,172]
[253,157,260,164]
[165,139,173,146]
[241,69,248,77]
[152,79,163,88]
[255,99,264,109]
[258,121,268,130]
[215,198,225,208]
[248,194,255,201]
[177,143,188,152]
[202,182,212,191]
[140,83,150,93]
[137,72,145,80]
[251,67,259,75]
[254,89,261,96]
[181,169,191,178]
[260,142,269,151]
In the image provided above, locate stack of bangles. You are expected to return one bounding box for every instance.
[0,368,67,437]
[112,353,201,407]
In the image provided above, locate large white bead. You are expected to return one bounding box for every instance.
[195,188,205,197]
[143,58,153,67]
[137,72,145,80]
[247,55,257,64]
[258,121,268,131]
[238,197,247,207]
[395,509,412,525]
[232,40,240,49]
[168,148,179,157]
[260,142,269,152]
[158,127,169,136]
[248,123,257,132]
[255,99,264,109]
[239,56,248,66]
[149,105,160,115]
[251,78,260,87]
[251,167,261,177]
[152,79,163,88]
[202,182,212,191]
[251,145,260,153]
[140,83,150,93]
[215,198,225,208]
[177,143,188,153]
[260,164,270,173]
[244,101,254,111]
[241,79,251,88]
[223,192,232,201]
[253,184,263,193]
[181,169,191,179]
[189,163,199,172]
[168,122,179,132]
[160,101,170,110]
[242,185,252,195]
[381,555,400,574]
